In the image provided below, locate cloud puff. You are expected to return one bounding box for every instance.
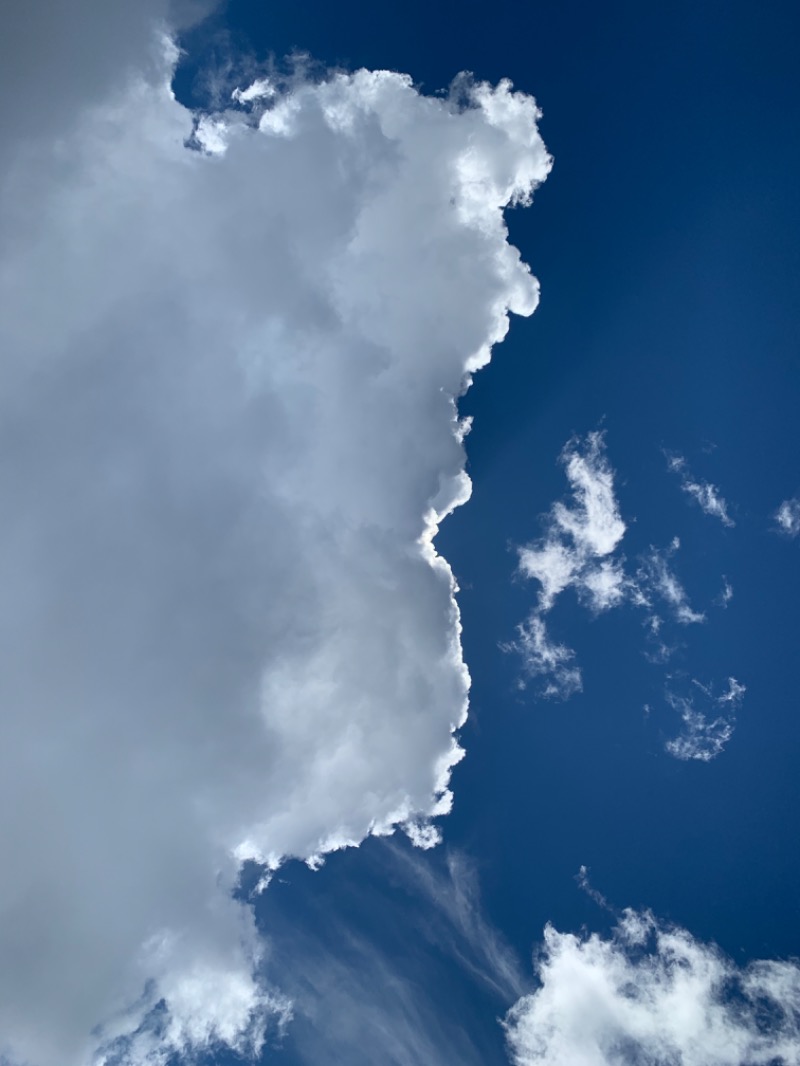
[505,908,800,1066]
[664,677,745,761]
[666,452,735,527]
[512,433,629,696]
[518,432,627,613]
[0,19,551,1066]
[774,498,800,537]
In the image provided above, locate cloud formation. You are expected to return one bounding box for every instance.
[511,439,743,761]
[637,538,706,627]
[505,908,800,1066]
[666,452,735,527]
[518,432,627,613]
[0,16,551,1066]
[512,615,584,699]
[775,498,800,537]
[664,677,745,762]
[512,432,628,697]
[263,844,526,1066]
[511,435,703,692]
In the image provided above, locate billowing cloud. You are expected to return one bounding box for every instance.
[664,677,745,762]
[505,908,800,1066]
[0,18,551,1066]
[665,452,735,527]
[774,498,800,537]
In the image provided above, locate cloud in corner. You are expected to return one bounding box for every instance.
[505,907,800,1066]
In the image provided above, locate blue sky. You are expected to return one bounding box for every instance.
[1,1,799,1064]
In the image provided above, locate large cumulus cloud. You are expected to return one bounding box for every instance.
[0,10,550,1066]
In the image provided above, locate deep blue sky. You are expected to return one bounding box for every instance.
[176,2,800,1060]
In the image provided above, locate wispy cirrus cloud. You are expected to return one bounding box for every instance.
[505,906,800,1066]
[665,451,735,527]
[510,615,583,699]
[259,843,526,1066]
[715,576,734,608]
[637,538,706,627]
[664,677,745,762]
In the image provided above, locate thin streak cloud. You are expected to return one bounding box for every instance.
[665,452,735,527]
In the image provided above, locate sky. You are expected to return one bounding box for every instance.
[1,1,799,1064]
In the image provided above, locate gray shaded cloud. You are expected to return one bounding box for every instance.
[0,21,551,1066]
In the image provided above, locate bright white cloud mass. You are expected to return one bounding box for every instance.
[505,908,800,1066]
[0,4,551,1063]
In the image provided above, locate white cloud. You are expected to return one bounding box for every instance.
[666,452,735,527]
[517,432,626,612]
[638,538,706,625]
[664,677,745,761]
[715,576,734,608]
[512,437,729,699]
[511,616,583,700]
[775,498,800,537]
[513,433,629,694]
[505,909,800,1066]
[0,17,551,1066]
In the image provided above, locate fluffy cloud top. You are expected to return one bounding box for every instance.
[0,18,551,1066]
[505,908,800,1066]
